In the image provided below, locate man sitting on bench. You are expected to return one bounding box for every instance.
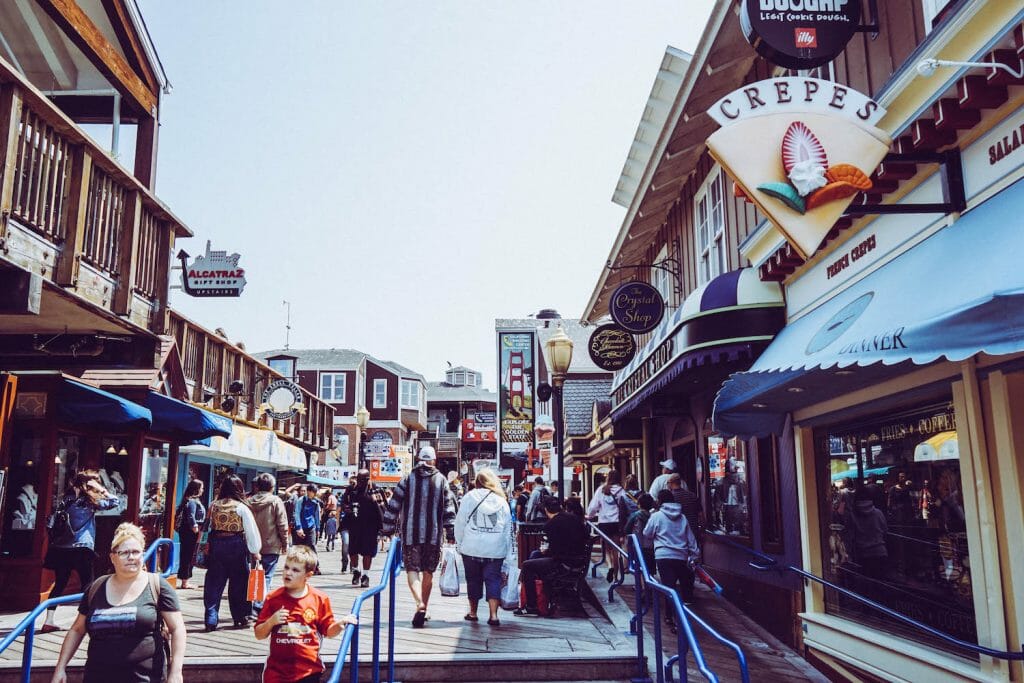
[514,498,588,617]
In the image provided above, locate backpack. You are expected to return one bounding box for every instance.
[529,487,553,521]
[619,490,640,519]
[45,496,74,543]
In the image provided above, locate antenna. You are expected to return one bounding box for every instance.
[283,300,291,350]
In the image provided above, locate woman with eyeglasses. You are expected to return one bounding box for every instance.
[40,470,120,633]
[50,522,185,683]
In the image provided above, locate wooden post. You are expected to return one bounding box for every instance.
[113,190,141,315]
[0,85,23,250]
[151,223,173,334]
[134,114,159,191]
[54,147,93,286]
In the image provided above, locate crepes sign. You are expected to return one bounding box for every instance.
[706,77,891,260]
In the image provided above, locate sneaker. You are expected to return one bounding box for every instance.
[360,574,370,588]
[341,561,349,573]
[351,570,361,586]
[513,607,541,617]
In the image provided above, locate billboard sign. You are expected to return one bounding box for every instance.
[497,331,536,463]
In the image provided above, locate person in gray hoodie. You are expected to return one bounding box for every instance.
[247,472,290,615]
[644,489,700,607]
[849,487,888,580]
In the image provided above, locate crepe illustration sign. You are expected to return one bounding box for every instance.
[706,77,891,260]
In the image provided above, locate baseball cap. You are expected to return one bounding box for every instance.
[659,459,677,471]
[417,446,437,462]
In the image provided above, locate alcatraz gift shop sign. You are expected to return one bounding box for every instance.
[706,77,891,260]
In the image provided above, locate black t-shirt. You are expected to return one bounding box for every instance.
[543,512,588,561]
[78,575,180,683]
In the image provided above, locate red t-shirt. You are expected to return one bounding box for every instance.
[257,585,337,683]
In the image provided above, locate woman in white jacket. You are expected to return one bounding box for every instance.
[587,469,627,582]
[454,469,512,626]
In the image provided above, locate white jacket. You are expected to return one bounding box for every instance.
[587,484,625,524]
[454,488,512,559]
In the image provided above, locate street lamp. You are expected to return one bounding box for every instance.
[356,405,370,468]
[545,325,573,503]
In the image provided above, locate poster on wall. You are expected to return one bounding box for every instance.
[496,331,536,467]
[369,445,411,485]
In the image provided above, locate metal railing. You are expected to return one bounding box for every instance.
[707,531,1024,662]
[326,537,403,683]
[0,538,178,683]
[588,520,630,603]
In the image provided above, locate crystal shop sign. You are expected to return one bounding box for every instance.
[609,282,665,334]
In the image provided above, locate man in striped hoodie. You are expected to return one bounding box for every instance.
[382,446,456,627]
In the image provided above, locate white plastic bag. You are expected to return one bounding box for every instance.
[439,545,460,597]
[501,556,520,610]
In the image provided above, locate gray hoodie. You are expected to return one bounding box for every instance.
[642,502,699,562]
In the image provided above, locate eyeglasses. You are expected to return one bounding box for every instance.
[113,549,143,559]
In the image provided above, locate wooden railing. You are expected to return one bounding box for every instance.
[0,60,190,334]
[168,311,335,450]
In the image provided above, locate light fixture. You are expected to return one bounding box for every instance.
[916,57,1024,80]
[786,387,805,393]
[220,396,237,412]
[834,370,855,376]
[118,445,128,456]
[545,325,575,376]
[106,444,117,455]
[752,403,768,409]
[356,406,370,430]
[106,443,128,455]
[228,379,245,394]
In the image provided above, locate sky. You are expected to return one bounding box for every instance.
[138,1,716,388]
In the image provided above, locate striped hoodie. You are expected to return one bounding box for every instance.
[382,464,456,546]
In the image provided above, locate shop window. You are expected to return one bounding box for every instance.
[52,433,82,509]
[817,401,977,656]
[757,436,784,551]
[373,379,387,409]
[98,438,130,518]
[695,170,725,285]
[139,443,169,541]
[2,425,43,557]
[707,435,750,538]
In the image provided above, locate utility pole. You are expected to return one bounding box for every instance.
[283,300,291,350]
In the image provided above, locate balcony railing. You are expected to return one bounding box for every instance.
[169,311,335,450]
[0,57,189,333]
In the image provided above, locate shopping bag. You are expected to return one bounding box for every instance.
[519,579,549,616]
[500,560,520,610]
[439,546,460,597]
[247,567,266,603]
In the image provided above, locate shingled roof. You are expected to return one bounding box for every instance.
[254,348,425,382]
[562,379,613,436]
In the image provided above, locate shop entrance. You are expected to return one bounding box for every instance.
[672,441,697,492]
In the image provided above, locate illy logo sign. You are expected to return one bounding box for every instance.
[795,28,817,48]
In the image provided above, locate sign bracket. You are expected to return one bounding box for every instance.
[605,257,682,298]
[855,0,880,39]
[844,149,966,217]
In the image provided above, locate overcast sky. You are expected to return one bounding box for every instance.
[139,1,715,387]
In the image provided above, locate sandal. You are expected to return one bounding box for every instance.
[463,614,478,622]
[39,624,61,634]
[487,618,501,626]
[412,609,427,628]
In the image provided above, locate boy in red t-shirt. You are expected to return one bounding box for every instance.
[255,546,345,682]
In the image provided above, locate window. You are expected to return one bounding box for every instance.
[652,245,672,305]
[757,437,783,550]
[401,380,420,409]
[267,358,294,378]
[816,400,977,656]
[707,435,750,538]
[695,170,725,284]
[319,373,346,402]
[373,379,387,408]
[466,373,477,387]
[454,372,465,385]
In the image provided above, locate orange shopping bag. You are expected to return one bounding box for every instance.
[247,567,266,602]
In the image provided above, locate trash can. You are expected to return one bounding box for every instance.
[516,522,546,568]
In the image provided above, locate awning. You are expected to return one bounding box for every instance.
[57,379,152,431]
[145,392,233,443]
[611,267,785,420]
[715,178,1024,436]
[181,423,308,471]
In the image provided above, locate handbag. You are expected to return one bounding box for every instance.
[247,566,267,603]
[500,556,520,610]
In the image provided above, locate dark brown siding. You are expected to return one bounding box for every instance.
[832,6,927,97]
[365,361,398,421]
[298,369,357,416]
[296,370,316,396]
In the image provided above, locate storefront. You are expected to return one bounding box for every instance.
[0,372,231,609]
[714,108,1024,681]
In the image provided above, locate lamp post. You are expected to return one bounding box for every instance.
[356,406,370,469]
[545,325,574,503]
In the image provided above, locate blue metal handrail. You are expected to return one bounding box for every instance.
[587,521,630,602]
[326,537,403,683]
[627,534,749,683]
[709,531,1024,662]
[0,537,178,683]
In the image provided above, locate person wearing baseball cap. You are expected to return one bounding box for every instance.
[649,458,678,501]
[381,445,456,627]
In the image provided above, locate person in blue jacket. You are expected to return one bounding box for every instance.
[41,470,120,633]
[294,483,323,573]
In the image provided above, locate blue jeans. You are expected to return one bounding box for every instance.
[462,555,503,602]
[252,553,279,613]
[203,534,249,626]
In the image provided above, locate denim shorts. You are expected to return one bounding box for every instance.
[462,555,503,601]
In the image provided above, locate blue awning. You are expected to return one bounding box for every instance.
[145,392,233,443]
[57,380,152,431]
[715,178,1024,436]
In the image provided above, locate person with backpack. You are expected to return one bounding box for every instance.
[50,522,186,683]
[525,477,551,522]
[644,489,701,626]
[587,469,627,582]
[174,479,206,590]
[41,470,120,633]
[623,493,657,573]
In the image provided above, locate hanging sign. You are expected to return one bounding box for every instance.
[260,379,304,420]
[177,241,247,297]
[588,324,638,371]
[740,0,862,70]
[706,77,891,260]
[609,282,665,334]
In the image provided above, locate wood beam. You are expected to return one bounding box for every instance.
[0,85,23,250]
[34,0,158,116]
[112,189,140,315]
[133,113,158,190]
[53,146,91,286]
[99,0,159,93]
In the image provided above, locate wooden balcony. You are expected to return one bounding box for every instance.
[169,311,335,451]
[0,57,189,335]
